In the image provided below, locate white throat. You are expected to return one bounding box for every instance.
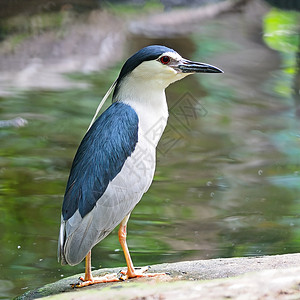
[113,59,190,146]
[114,77,170,147]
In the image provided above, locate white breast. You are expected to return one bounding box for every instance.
[112,61,170,197]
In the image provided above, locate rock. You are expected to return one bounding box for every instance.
[16,253,300,299]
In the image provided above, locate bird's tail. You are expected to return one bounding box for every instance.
[57,211,99,266]
[57,218,68,265]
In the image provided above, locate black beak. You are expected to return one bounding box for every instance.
[177,59,223,74]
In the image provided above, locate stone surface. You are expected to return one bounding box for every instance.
[16,253,300,299]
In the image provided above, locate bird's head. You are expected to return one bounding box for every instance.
[113,45,223,101]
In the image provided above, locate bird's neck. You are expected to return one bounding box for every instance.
[114,77,169,147]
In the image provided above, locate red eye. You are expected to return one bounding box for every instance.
[160,56,170,64]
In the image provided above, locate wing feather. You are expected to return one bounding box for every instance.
[58,102,142,265]
[62,102,139,221]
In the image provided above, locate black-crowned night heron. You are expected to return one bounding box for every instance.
[58,45,223,287]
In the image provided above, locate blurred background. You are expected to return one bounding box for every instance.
[1,0,300,298]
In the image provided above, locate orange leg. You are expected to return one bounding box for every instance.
[84,250,93,281]
[117,214,166,281]
[118,215,136,277]
[72,215,167,288]
[72,251,120,288]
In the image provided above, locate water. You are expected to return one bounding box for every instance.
[1,5,300,299]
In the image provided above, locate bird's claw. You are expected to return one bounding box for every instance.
[117,270,126,281]
[70,278,83,289]
[117,266,151,281]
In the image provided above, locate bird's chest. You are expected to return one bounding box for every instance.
[118,99,168,193]
[124,117,168,192]
[131,99,169,148]
[108,132,158,202]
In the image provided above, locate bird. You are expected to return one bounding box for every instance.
[58,45,223,287]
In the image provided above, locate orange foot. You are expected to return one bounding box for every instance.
[71,266,167,288]
[71,273,120,288]
[118,266,166,281]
